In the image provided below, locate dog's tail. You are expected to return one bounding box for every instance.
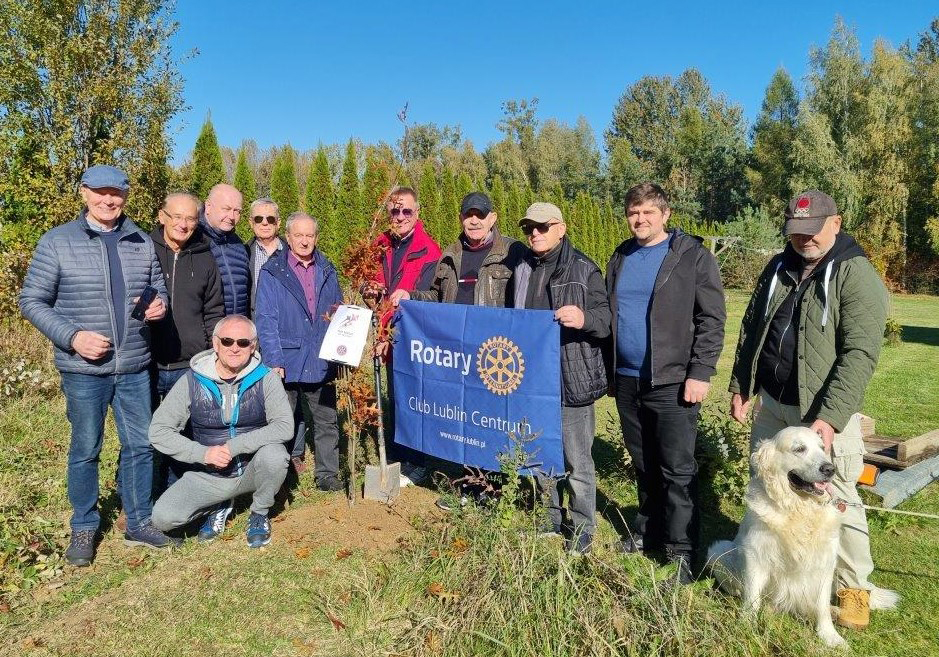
[870,586,900,610]
[706,540,742,595]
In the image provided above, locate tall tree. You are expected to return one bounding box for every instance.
[233,145,257,206]
[336,139,363,238]
[305,146,336,258]
[269,145,300,219]
[362,148,391,230]
[0,0,184,235]
[418,161,441,243]
[190,115,226,200]
[747,68,800,214]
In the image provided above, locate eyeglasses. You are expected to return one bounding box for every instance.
[218,337,253,348]
[161,210,197,223]
[520,222,559,236]
[253,215,278,225]
[389,208,415,219]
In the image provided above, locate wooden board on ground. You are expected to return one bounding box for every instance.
[863,429,939,469]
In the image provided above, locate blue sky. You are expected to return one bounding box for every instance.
[169,1,938,164]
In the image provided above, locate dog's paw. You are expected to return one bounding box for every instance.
[869,586,899,610]
[817,625,847,648]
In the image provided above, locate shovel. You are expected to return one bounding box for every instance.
[364,317,400,503]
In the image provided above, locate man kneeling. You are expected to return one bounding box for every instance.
[149,315,292,547]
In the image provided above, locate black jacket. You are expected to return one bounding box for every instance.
[605,229,726,388]
[514,237,612,406]
[149,227,225,370]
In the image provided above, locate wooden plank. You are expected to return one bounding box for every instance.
[897,429,939,463]
[863,436,902,469]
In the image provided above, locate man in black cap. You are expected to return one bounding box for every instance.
[729,189,897,630]
[20,165,179,566]
[391,192,525,307]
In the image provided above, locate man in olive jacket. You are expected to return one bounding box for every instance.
[729,190,896,630]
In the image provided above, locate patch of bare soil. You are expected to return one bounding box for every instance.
[277,486,441,552]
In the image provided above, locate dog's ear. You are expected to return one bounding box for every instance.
[752,438,775,479]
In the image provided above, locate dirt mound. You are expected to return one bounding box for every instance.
[277,486,441,552]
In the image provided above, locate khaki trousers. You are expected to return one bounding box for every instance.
[750,394,874,591]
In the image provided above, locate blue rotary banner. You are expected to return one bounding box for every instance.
[392,300,563,474]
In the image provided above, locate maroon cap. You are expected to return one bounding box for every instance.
[783,190,838,236]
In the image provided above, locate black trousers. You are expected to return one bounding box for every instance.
[614,375,700,555]
[286,382,340,485]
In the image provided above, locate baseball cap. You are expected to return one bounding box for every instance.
[783,190,838,236]
[460,192,492,216]
[520,201,563,225]
[80,165,130,192]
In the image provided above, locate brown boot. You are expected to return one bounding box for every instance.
[836,588,870,630]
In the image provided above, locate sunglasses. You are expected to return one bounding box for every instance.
[253,215,278,225]
[520,222,558,236]
[389,208,415,218]
[218,337,253,348]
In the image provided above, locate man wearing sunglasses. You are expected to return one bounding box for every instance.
[363,186,441,485]
[255,213,344,492]
[149,315,292,548]
[200,183,250,317]
[512,202,612,555]
[246,197,285,318]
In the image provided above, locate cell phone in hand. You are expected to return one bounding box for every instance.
[131,285,158,321]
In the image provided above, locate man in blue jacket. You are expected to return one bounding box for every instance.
[19,165,179,566]
[201,183,250,317]
[255,212,344,491]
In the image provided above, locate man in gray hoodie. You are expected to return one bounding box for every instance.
[149,315,292,547]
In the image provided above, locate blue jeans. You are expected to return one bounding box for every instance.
[61,369,154,533]
[539,404,597,536]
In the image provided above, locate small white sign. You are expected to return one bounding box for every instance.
[318,304,373,367]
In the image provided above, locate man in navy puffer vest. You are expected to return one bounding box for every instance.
[149,315,292,548]
[200,183,250,317]
[19,165,178,566]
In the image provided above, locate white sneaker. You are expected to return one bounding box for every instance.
[399,463,427,487]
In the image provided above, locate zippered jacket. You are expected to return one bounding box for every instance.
[513,237,612,406]
[729,232,887,432]
[148,349,292,477]
[19,211,167,374]
[199,215,250,316]
[604,229,726,387]
[149,226,225,370]
[372,221,441,293]
[255,248,343,384]
[411,227,526,306]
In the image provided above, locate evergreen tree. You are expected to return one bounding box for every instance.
[747,69,800,214]
[418,161,442,243]
[233,146,257,205]
[336,139,363,240]
[190,115,226,199]
[363,149,391,233]
[306,146,337,259]
[440,167,458,227]
[489,175,506,222]
[269,145,300,219]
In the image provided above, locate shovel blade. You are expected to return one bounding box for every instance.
[363,461,401,502]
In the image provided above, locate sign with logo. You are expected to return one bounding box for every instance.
[319,304,372,367]
[392,301,563,473]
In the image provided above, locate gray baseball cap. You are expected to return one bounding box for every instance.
[80,165,130,192]
[783,190,838,236]
[520,201,563,225]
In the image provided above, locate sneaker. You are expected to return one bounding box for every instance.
[124,521,181,550]
[836,588,870,630]
[246,512,272,548]
[316,476,344,492]
[399,463,427,487]
[566,533,593,556]
[435,495,468,512]
[666,551,694,586]
[197,504,233,542]
[65,529,96,567]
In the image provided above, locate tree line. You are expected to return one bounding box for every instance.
[2,3,938,315]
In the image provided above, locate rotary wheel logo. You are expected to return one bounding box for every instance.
[476,336,525,395]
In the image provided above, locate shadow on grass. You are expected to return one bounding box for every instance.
[900,325,939,347]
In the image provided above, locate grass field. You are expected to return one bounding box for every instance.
[0,292,937,656]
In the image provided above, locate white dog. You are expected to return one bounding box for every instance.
[707,427,897,647]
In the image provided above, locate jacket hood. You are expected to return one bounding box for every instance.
[780,231,867,275]
[150,225,212,255]
[198,212,241,244]
[613,228,700,258]
[190,348,263,383]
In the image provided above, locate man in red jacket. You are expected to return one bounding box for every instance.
[363,186,441,484]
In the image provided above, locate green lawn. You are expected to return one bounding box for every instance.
[0,293,937,656]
